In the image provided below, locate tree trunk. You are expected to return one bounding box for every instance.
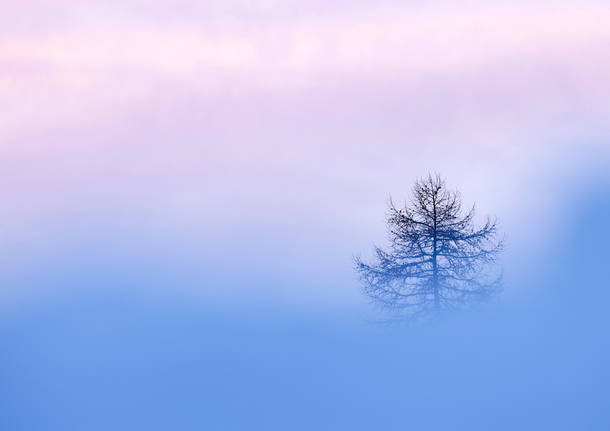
[432,193,439,311]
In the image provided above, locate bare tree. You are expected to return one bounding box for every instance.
[355,174,503,321]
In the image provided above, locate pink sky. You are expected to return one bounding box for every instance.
[1,1,609,305]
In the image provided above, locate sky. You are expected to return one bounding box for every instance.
[1,1,610,429]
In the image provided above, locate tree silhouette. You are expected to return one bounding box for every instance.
[355,174,503,321]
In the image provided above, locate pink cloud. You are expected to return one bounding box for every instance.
[2,3,610,140]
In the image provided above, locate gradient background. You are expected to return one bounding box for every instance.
[1,1,610,429]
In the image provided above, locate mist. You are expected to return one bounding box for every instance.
[1,177,609,430]
[3,1,610,429]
